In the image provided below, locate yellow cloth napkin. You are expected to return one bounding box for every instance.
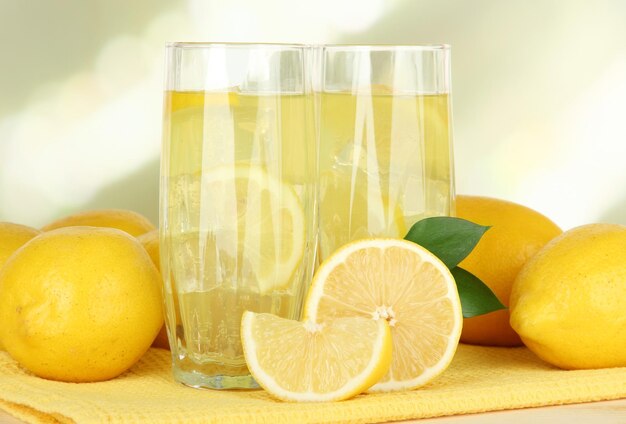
[1,345,625,424]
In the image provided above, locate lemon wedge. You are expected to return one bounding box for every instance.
[304,238,462,392]
[241,311,392,401]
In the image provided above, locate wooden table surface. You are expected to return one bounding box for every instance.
[1,398,625,423]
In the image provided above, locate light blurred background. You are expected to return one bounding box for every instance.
[1,0,625,230]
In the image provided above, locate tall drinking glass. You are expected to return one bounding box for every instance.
[318,45,454,260]
[160,43,317,389]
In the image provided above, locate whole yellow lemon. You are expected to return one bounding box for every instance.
[456,195,562,346]
[0,222,41,350]
[0,222,40,271]
[510,223,626,369]
[138,229,160,269]
[0,226,163,382]
[42,209,155,237]
[137,229,169,350]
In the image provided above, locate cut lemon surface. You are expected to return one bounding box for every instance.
[166,165,305,293]
[304,238,462,392]
[241,311,392,402]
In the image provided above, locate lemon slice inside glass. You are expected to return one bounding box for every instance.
[168,165,305,293]
[304,238,462,392]
[241,311,392,401]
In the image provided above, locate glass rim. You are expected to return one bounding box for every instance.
[165,42,450,51]
[166,41,309,49]
[322,44,450,52]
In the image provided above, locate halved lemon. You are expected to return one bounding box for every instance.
[304,238,462,392]
[241,311,392,402]
[166,165,305,293]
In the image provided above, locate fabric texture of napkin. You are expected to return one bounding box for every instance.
[1,344,626,423]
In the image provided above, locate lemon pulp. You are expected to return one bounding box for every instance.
[241,311,392,401]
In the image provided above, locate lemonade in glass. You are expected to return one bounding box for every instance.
[160,44,317,389]
[318,46,454,260]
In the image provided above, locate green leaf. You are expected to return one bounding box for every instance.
[404,217,490,269]
[403,216,503,318]
[451,267,506,318]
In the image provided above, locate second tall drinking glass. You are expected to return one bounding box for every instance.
[160,43,317,389]
[318,45,455,260]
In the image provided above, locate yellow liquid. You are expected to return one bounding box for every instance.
[161,91,316,388]
[173,289,297,380]
[319,91,453,260]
